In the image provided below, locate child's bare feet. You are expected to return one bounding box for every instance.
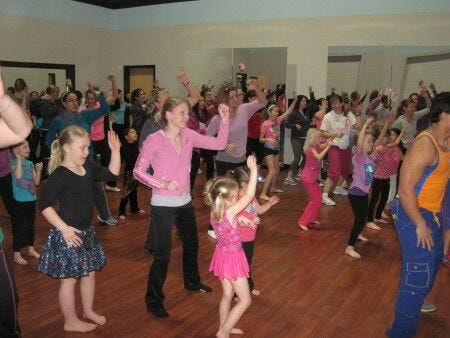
[259,194,271,201]
[381,211,390,219]
[83,311,106,325]
[366,222,381,230]
[14,253,28,265]
[375,218,389,224]
[298,224,309,231]
[216,329,228,338]
[345,246,361,259]
[64,319,97,332]
[231,327,244,334]
[251,289,260,296]
[27,247,40,259]
[270,188,284,193]
[314,220,321,225]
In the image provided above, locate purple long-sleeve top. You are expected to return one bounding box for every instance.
[134,120,229,197]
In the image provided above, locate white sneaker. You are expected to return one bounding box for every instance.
[322,193,336,206]
[105,185,121,192]
[207,229,217,240]
[333,186,348,196]
[257,175,265,183]
[283,178,297,186]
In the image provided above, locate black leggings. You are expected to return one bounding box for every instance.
[11,201,36,252]
[367,178,390,222]
[347,194,368,246]
[0,244,21,337]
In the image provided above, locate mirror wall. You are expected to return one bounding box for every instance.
[0,61,75,94]
[185,47,287,93]
[327,46,450,98]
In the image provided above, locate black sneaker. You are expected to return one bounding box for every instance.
[185,282,212,293]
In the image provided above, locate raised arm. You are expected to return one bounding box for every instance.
[356,115,375,153]
[247,79,267,106]
[312,139,333,160]
[192,104,229,150]
[279,92,298,121]
[0,70,32,147]
[227,155,258,219]
[176,72,201,108]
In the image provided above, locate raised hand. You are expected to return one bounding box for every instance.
[218,103,229,122]
[107,74,116,82]
[176,72,189,85]
[246,154,257,172]
[246,79,258,91]
[107,130,121,153]
[35,162,43,172]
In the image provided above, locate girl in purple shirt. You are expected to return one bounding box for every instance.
[345,115,377,258]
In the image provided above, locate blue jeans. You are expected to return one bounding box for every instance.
[387,199,444,338]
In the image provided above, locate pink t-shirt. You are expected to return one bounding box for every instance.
[238,197,258,242]
[261,116,283,150]
[374,146,402,179]
[83,102,104,141]
[301,146,321,183]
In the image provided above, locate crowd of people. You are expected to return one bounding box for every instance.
[0,67,448,338]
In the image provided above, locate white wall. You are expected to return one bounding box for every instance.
[1,12,450,99]
[2,67,66,93]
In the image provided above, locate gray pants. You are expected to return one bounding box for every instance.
[289,138,306,173]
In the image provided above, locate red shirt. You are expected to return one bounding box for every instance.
[247,113,261,139]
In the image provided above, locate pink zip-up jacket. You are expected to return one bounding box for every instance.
[134,120,229,196]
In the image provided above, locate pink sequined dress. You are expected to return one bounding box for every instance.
[209,212,250,281]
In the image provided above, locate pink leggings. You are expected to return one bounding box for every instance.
[298,180,322,225]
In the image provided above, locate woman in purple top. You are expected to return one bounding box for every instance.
[205,80,267,239]
[345,115,377,259]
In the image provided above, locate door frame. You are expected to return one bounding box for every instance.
[123,65,156,98]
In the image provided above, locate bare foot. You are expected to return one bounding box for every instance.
[375,218,389,224]
[381,211,390,218]
[357,234,368,242]
[138,209,146,214]
[345,246,361,259]
[259,194,271,201]
[84,311,106,325]
[314,220,321,225]
[366,222,381,230]
[64,319,97,332]
[270,189,284,193]
[216,329,228,338]
[14,254,28,265]
[231,327,244,334]
[251,289,261,296]
[298,224,309,231]
[27,248,40,259]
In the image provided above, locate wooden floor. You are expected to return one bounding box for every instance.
[1,167,449,338]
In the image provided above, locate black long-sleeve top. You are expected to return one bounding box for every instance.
[39,160,117,230]
[285,110,309,138]
[121,142,139,171]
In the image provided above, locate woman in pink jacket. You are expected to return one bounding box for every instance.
[134,96,229,318]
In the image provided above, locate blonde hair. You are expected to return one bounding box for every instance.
[262,104,278,121]
[160,96,187,126]
[303,128,319,152]
[204,177,238,222]
[48,125,89,174]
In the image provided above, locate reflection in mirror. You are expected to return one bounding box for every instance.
[0,61,75,97]
[327,46,450,100]
[185,47,287,95]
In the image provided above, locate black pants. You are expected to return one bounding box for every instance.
[0,244,21,338]
[246,137,263,165]
[347,194,368,246]
[200,150,215,180]
[92,139,115,187]
[288,138,306,173]
[146,202,201,311]
[0,173,15,218]
[118,189,139,216]
[242,241,255,291]
[367,178,390,222]
[39,129,50,180]
[190,151,201,191]
[11,201,35,252]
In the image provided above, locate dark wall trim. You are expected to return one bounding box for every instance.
[0,60,76,88]
[328,55,362,63]
[407,53,450,64]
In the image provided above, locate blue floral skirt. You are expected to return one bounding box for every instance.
[37,226,106,279]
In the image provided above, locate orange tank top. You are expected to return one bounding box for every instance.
[415,131,449,212]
